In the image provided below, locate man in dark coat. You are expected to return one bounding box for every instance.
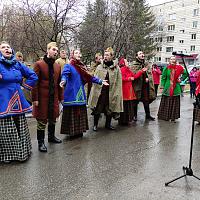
[32,42,63,152]
[130,51,156,121]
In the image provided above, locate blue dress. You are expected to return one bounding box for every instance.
[0,53,38,162]
[0,54,38,118]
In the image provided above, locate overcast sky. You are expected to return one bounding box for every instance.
[146,0,172,6]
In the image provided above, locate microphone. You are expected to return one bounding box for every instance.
[172,51,193,57]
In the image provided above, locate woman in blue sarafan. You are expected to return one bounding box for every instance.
[60,49,108,139]
[0,41,38,163]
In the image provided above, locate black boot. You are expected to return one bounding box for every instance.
[48,124,62,143]
[93,114,100,131]
[105,115,115,130]
[144,103,155,121]
[37,130,47,152]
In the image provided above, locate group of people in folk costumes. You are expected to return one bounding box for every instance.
[0,40,198,164]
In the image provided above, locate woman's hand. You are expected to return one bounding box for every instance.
[102,80,109,86]
[0,74,2,79]
[60,80,66,88]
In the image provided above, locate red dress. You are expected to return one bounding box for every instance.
[119,65,144,125]
[121,66,143,100]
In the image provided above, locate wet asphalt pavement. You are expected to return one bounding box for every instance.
[1,94,200,200]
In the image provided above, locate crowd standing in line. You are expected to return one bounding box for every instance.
[1,41,195,163]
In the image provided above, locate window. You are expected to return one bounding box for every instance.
[167,36,174,42]
[165,58,170,62]
[191,45,195,51]
[191,33,196,39]
[180,29,185,33]
[154,57,161,62]
[193,9,199,16]
[157,47,162,52]
[193,21,198,28]
[198,0,200,4]
[150,38,154,44]
[159,26,163,31]
[156,26,163,31]
[168,25,175,31]
[179,40,184,43]
[155,37,163,42]
[169,13,176,20]
[166,47,173,52]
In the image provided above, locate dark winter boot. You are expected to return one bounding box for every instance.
[48,124,62,143]
[144,104,155,121]
[93,114,100,131]
[105,115,115,130]
[37,130,47,152]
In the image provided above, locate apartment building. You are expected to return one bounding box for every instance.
[151,0,200,65]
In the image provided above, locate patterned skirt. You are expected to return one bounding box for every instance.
[157,95,180,121]
[0,114,32,162]
[119,100,136,125]
[60,105,89,136]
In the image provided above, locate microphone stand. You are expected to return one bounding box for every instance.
[165,56,200,186]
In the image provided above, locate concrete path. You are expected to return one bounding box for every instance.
[1,94,200,200]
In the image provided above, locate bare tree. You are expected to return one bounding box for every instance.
[0,0,82,60]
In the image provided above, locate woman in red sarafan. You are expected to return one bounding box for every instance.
[118,57,147,125]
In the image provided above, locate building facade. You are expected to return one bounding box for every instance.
[151,0,200,66]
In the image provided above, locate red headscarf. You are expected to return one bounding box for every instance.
[167,64,184,96]
[70,50,92,84]
[119,57,126,68]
